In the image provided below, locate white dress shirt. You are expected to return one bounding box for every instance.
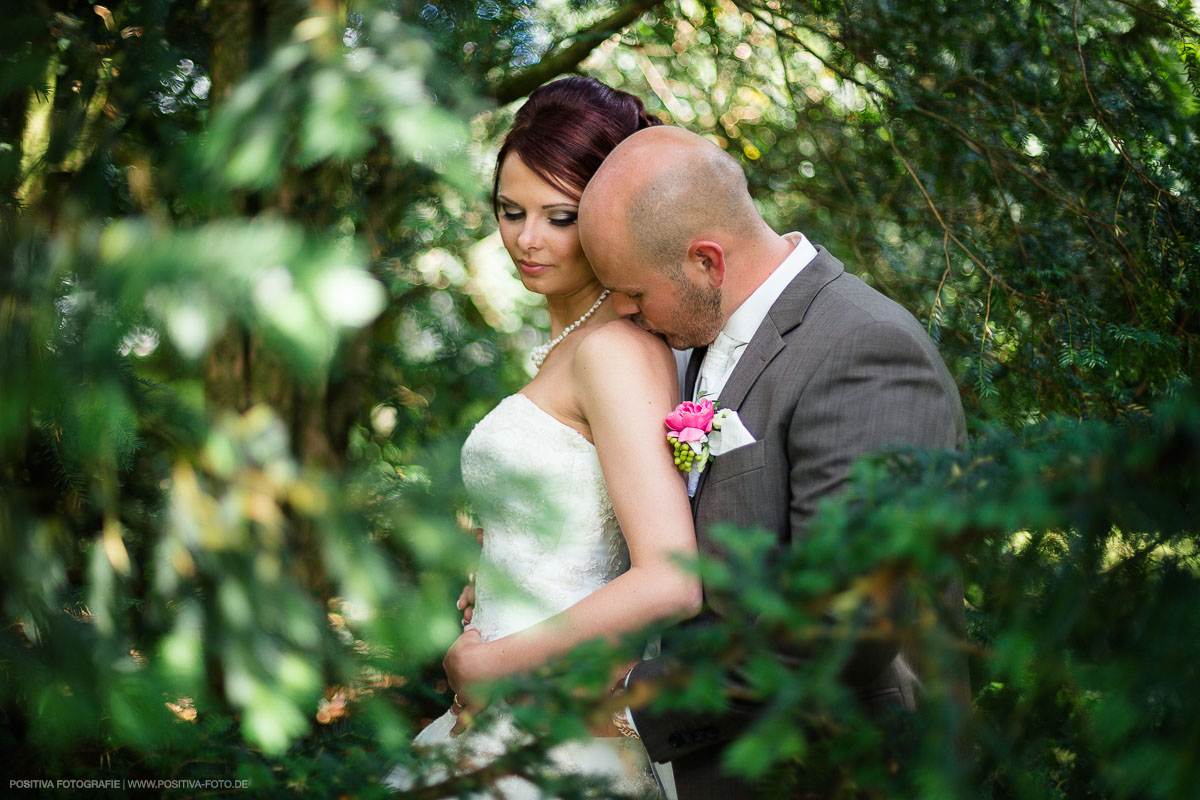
[694,232,817,401]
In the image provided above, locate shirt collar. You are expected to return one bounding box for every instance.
[722,232,817,344]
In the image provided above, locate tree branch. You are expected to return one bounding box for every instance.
[882,120,1030,304]
[488,0,666,106]
[1109,0,1200,38]
[1071,0,1185,208]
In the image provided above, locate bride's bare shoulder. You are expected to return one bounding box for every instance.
[573,319,675,383]
[580,318,672,359]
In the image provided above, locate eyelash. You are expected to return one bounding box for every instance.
[500,210,577,227]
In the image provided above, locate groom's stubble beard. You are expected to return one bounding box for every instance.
[657,273,723,350]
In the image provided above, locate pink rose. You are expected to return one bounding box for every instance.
[665,399,715,433]
[676,427,707,444]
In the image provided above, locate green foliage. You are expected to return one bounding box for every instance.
[590,0,1199,424]
[1,0,505,792]
[2,0,1198,798]
[641,388,1199,798]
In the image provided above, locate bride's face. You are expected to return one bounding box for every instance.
[496,154,598,297]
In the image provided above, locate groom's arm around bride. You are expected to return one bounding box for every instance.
[578,126,968,800]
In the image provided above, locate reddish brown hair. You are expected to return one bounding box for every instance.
[492,77,661,214]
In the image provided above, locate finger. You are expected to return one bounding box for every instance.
[464,585,475,605]
[462,606,473,624]
[474,527,483,546]
[450,708,474,737]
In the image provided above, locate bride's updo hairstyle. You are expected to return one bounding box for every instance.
[492,77,661,214]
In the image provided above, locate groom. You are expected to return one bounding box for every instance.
[577,126,966,799]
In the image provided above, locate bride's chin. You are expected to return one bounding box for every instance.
[519,277,552,296]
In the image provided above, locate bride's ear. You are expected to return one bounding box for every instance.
[689,240,727,287]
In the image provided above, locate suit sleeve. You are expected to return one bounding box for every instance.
[625,656,757,764]
[787,319,963,684]
[629,319,964,761]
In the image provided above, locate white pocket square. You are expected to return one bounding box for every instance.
[708,408,756,456]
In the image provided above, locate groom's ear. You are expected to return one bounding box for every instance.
[689,240,727,287]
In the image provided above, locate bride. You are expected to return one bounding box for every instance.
[391,78,701,798]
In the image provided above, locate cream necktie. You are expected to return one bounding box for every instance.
[695,332,741,402]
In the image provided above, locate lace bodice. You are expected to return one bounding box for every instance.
[387,394,659,799]
[461,393,628,642]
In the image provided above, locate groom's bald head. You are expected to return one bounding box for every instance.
[579,126,762,280]
[579,126,780,348]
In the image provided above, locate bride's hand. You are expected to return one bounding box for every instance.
[455,528,482,626]
[456,581,475,626]
[444,626,488,697]
[445,627,487,735]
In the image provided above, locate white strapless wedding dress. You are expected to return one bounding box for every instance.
[388,393,661,799]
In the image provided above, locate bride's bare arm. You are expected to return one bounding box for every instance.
[444,320,701,697]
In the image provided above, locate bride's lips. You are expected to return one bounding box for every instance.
[518,261,551,276]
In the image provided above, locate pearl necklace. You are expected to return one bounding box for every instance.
[531,290,610,369]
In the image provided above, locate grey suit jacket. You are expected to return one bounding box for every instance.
[630,246,966,794]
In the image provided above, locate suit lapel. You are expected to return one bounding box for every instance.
[690,247,844,505]
[713,247,844,412]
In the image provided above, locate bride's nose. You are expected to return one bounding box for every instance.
[516,218,542,253]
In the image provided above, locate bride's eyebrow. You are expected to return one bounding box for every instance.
[495,196,577,211]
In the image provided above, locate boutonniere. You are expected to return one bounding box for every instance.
[665,400,750,496]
